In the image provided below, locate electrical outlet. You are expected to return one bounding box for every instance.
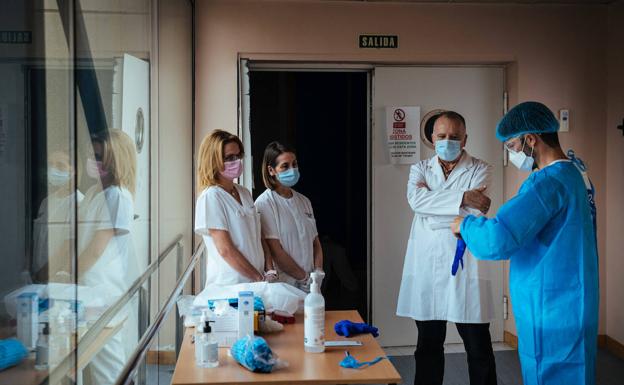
[559,109,569,132]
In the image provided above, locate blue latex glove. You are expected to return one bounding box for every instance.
[339,351,385,369]
[334,320,379,338]
[451,238,466,276]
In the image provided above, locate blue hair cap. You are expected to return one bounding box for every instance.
[496,101,559,142]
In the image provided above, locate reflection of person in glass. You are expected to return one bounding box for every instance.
[79,129,137,385]
[32,151,84,281]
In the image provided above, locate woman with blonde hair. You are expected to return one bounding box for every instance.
[195,129,265,285]
[255,141,323,292]
[77,128,138,385]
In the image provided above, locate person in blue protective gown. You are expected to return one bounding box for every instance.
[450,101,599,385]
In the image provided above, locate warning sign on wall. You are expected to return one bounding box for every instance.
[386,106,420,164]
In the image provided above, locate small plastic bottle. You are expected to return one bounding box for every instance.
[50,303,72,366]
[195,320,218,368]
[34,322,49,371]
[194,311,208,365]
[304,272,325,353]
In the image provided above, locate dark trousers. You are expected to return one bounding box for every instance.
[414,320,497,385]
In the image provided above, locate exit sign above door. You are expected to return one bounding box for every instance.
[0,31,32,44]
[359,35,399,49]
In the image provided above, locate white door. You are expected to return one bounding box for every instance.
[113,53,150,355]
[113,53,150,275]
[372,66,505,347]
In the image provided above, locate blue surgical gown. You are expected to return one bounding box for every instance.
[460,160,599,385]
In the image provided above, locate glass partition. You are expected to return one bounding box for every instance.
[0,1,193,384]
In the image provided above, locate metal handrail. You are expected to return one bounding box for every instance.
[115,242,206,385]
[44,234,184,384]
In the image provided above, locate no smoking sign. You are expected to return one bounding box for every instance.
[393,108,406,128]
[385,105,420,164]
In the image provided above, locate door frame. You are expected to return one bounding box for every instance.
[237,58,509,330]
[239,59,374,321]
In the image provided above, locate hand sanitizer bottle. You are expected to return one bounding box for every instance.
[304,272,325,353]
[34,322,49,371]
[195,320,218,368]
[195,310,208,366]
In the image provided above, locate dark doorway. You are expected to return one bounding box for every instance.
[249,71,369,320]
[26,68,113,276]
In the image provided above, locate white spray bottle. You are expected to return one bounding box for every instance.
[304,272,325,353]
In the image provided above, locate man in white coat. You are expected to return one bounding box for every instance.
[396,111,497,385]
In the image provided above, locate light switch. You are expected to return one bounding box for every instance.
[559,109,569,132]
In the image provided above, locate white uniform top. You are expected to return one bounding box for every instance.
[78,185,136,307]
[33,190,84,272]
[195,185,264,286]
[78,185,135,385]
[396,152,496,323]
[255,189,318,285]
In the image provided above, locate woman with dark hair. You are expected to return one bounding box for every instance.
[255,141,323,292]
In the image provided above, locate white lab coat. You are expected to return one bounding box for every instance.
[396,152,495,323]
[255,189,318,285]
[195,185,264,286]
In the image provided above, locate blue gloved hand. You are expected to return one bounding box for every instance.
[339,351,385,369]
[334,320,379,338]
[451,238,467,276]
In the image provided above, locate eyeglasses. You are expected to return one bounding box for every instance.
[504,137,522,151]
[224,154,243,162]
[504,133,541,151]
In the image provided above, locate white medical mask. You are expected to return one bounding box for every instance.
[508,137,535,171]
[435,140,462,162]
[48,167,71,186]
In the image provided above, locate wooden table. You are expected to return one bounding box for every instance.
[172,310,401,385]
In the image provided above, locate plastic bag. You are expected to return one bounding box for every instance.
[4,283,103,319]
[176,295,208,327]
[193,282,305,315]
[176,295,196,318]
[230,335,288,373]
[258,316,284,333]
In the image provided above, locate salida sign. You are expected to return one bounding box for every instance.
[385,106,420,164]
[359,35,399,49]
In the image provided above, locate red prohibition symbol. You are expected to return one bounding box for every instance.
[394,108,406,122]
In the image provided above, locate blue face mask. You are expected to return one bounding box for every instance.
[276,168,300,187]
[435,140,462,162]
[48,167,71,186]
